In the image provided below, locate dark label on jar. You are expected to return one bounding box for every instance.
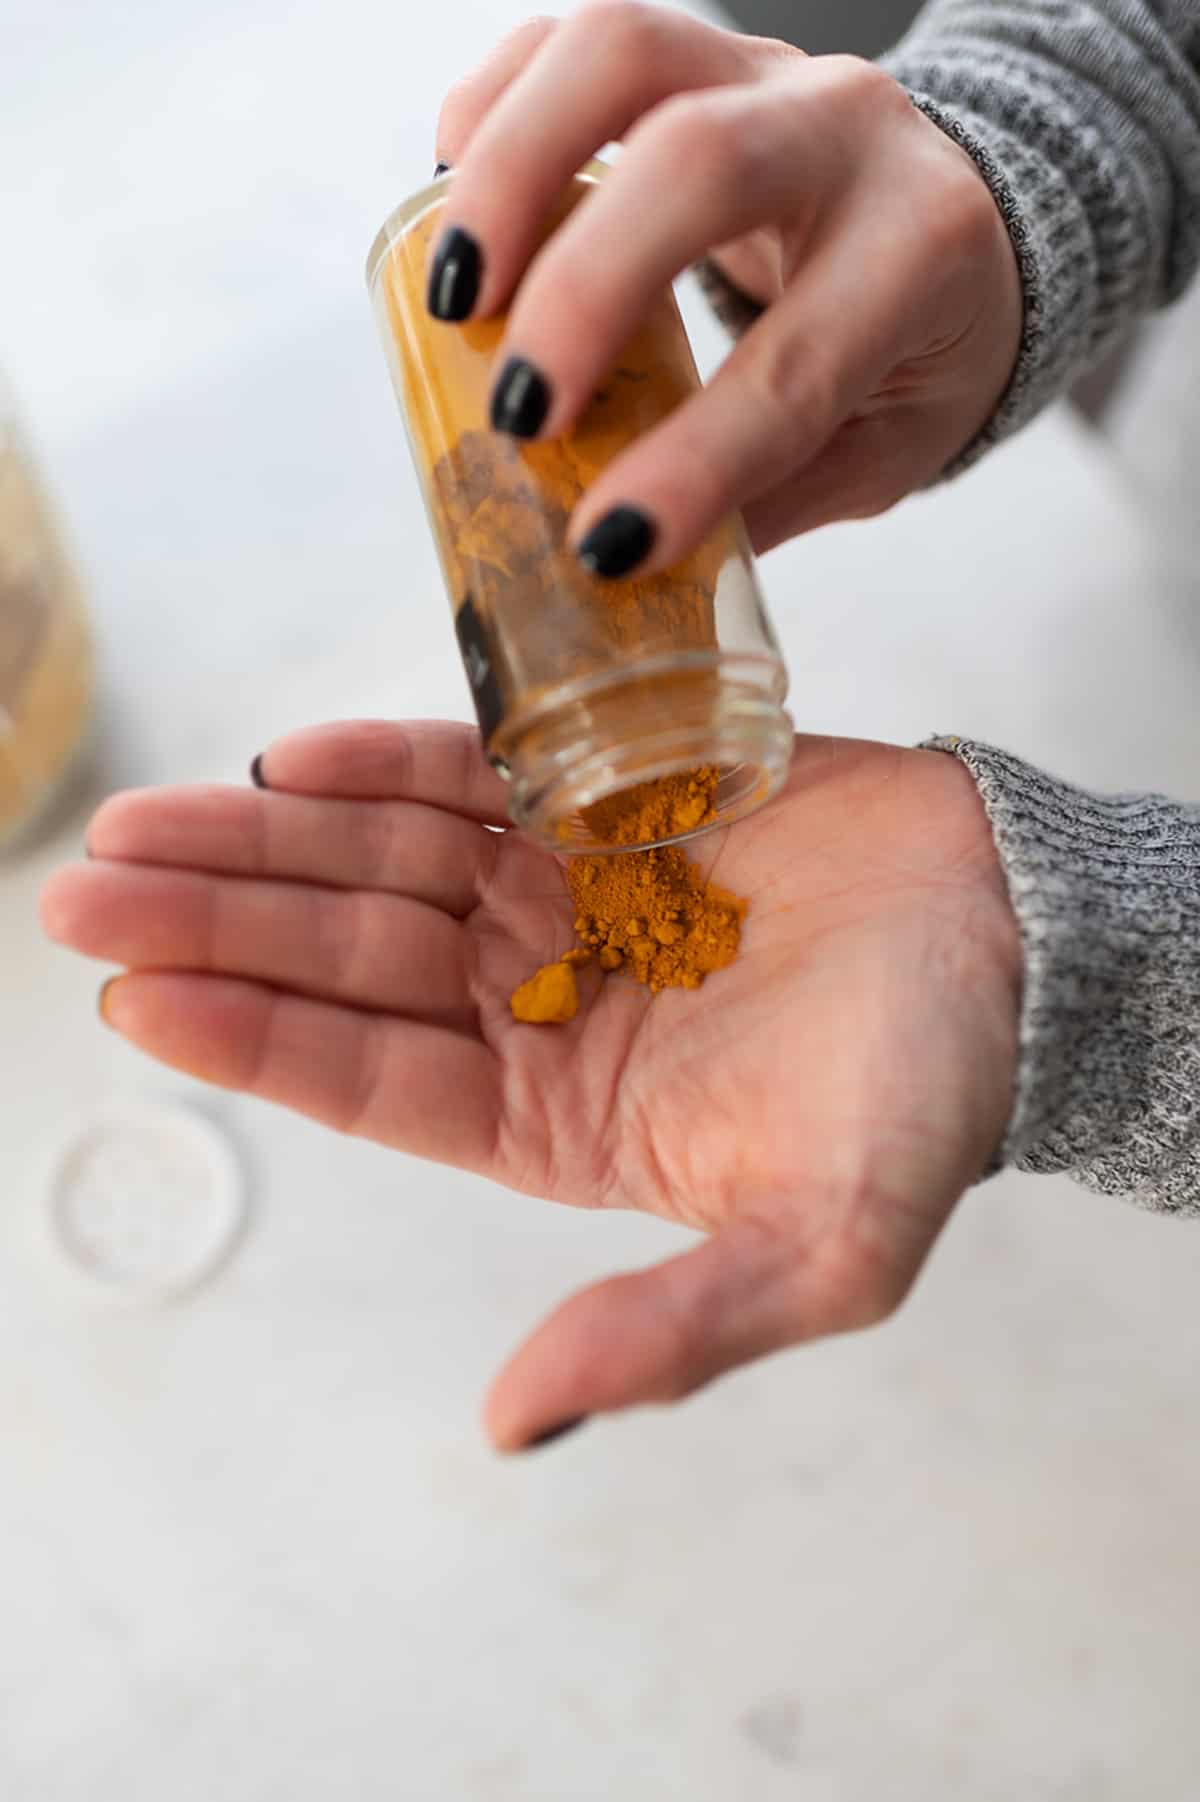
[454,595,505,751]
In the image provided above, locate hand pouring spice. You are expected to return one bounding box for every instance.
[366,163,791,853]
[366,165,792,1015]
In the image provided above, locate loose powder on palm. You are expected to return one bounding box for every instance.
[510,769,746,1023]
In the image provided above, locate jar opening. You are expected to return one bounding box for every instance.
[498,658,792,853]
[550,759,776,852]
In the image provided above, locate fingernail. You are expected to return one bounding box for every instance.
[490,357,551,439]
[98,975,122,1027]
[249,754,269,789]
[427,225,483,322]
[521,1416,587,1452]
[434,161,452,178]
[576,507,656,579]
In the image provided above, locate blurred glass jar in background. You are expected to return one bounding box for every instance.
[0,379,94,853]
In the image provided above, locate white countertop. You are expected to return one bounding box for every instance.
[4,2,1200,1797]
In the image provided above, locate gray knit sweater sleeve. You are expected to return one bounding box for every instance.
[927,740,1200,1214]
[701,3,1200,458]
[880,0,1200,463]
[885,7,1200,1211]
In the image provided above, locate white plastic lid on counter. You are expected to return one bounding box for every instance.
[45,1099,246,1300]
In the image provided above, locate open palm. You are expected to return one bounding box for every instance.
[41,721,1019,1447]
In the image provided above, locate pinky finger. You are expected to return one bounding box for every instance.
[101,971,502,1173]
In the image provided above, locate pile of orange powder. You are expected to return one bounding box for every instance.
[510,766,746,1024]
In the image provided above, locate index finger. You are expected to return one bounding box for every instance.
[255,720,511,824]
[432,5,753,321]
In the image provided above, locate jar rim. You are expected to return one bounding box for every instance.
[498,663,793,854]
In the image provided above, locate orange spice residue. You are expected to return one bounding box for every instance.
[577,764,720,848]
[509,770,747,1022]
[567,841,744,996]
[510,959,580,1025]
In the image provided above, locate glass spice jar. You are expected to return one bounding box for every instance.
[366,163,792,854]
[0,379,94,854]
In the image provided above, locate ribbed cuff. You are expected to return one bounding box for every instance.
[894,89,1095,472]
[928,737,1200,1216]
[882,6,1181,471]
[700,35,1172,478]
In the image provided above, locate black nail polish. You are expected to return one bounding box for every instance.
[490,357,551,438]
[434,161,451,178]
[576,507,656,580]
[522,1416,587,1452]
[427,226,482,321]
[249,754,269,789]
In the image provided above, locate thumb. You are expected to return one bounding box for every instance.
[483,1222,806,1453]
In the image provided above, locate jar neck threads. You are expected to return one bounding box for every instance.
[498,655,792,852]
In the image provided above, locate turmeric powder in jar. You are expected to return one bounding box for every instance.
[367,163,791,854]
